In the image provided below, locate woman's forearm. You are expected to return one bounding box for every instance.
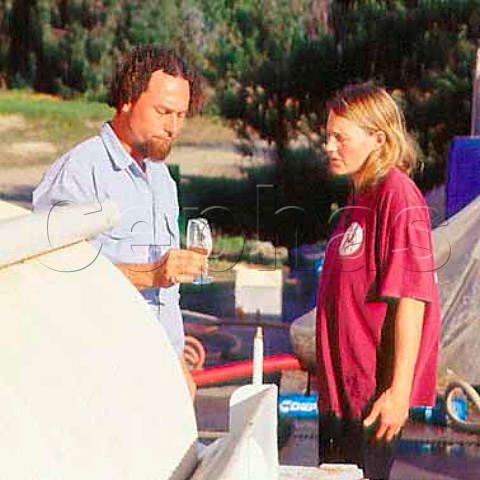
[390,297,425,398]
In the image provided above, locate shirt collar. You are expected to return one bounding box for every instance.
[100,122,137,171]
[100,123,172,178]
[144,158,171,177]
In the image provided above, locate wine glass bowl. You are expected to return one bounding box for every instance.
[186,218,213,284]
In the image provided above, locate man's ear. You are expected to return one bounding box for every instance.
[120,102,132,113]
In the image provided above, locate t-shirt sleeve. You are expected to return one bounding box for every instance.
[376,183,436,303]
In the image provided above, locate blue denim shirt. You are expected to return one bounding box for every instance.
[33,123,184,356]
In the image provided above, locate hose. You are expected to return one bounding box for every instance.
[183,335,206,370]
[445,379,480,433]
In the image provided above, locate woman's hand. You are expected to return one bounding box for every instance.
[363,298,426,443]
[363,388,409,442]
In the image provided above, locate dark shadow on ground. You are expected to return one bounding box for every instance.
[0,185,32,208]
[392,442,480,480]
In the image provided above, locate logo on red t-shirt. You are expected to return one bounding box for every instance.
[339,222,363,257]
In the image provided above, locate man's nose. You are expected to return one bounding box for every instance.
[164,113,178,138]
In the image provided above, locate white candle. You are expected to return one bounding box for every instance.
[252,326,264,385]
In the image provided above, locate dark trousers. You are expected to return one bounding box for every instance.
[318,414,400,480]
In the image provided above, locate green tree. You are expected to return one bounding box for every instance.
[3,0,207,98]
[202,1,339,246]
[0,0,12,86]
[221,0,480,189]
[205,1,316,174]
[123,0,182,47]
[122,0,207,71]
[8,0,40,87]
[209,0,480,244]
[329,0,478,184]
[55,0,123,99]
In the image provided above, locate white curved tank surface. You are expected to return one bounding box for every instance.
[0,200,198,479]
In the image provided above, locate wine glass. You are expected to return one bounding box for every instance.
[186,217,213,284]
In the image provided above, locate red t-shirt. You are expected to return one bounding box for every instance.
[316,167,440,419]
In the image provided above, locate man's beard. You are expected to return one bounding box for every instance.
[137,136,173,161]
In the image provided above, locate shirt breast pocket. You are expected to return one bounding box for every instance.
[164,211,180,249]
[153,210,179,253]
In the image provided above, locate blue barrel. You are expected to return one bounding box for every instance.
[409,395,467,425]
[447,137,480,218]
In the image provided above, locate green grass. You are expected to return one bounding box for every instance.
[0,90,113,119]
[212,235,288,266]
[0,90,113,167]
[0,89,235,167]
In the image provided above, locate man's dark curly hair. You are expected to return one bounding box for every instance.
[108,45,202,115]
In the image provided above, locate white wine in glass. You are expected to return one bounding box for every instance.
[186,217,213,284]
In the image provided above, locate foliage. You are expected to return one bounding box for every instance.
[221,0,479,187]
[1,0,480,241]
[0,0,10,86]
[2,0,208,99]
[208,1,319,180]
[2,1,476,171]
[328,0,477,181]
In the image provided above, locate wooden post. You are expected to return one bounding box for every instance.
[470,43,480,136]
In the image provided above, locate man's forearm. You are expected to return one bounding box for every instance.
[115,263,161,290]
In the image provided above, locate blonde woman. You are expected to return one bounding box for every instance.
[316,83,440,479]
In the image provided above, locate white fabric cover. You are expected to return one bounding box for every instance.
[0,200,198,479]
[434,194,480,384]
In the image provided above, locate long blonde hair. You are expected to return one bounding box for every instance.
[326,83,418,192]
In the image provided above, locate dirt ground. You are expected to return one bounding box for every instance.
[0,148,248,209]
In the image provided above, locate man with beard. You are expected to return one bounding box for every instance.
[33,46,205,397]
